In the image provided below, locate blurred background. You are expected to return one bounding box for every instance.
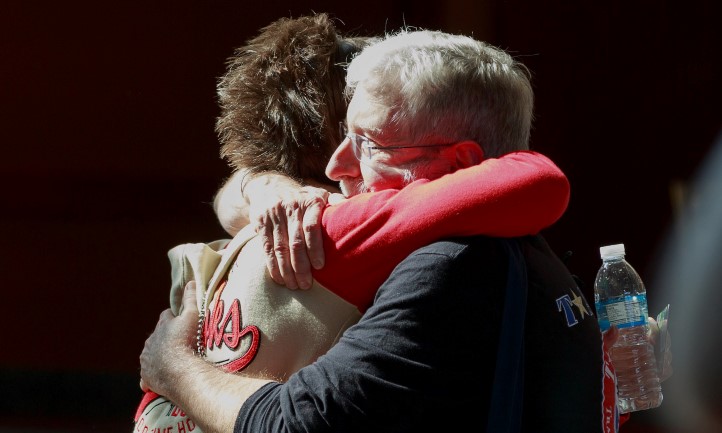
[1,1,720,432]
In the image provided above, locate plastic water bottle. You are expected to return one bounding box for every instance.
[594,243,662,413]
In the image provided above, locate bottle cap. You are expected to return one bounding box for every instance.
[600,243,625,259]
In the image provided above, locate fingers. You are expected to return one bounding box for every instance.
[255,188,329,290]
[139,290,203,397]
[602,325,619,350]
[258,204,289,287]
[258,204,302,289]
[647,317,659,344]
[303,197,326,271]
[286,202,312,289]
[293,187,329,288]
[269,202,299,289]
[258,198,307,290]
[182,281,198,315]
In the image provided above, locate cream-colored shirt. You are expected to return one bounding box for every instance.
[169,224,362,380]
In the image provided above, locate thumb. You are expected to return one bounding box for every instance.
[602,325,619,351]
[181,281,198,318]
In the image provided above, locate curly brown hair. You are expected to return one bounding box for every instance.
[216,14,371,187]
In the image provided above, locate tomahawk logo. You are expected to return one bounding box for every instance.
[202,281,260,373]
[556,289,592,327]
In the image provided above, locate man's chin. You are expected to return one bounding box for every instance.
[339,179,367,197]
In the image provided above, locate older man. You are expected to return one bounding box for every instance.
[140,30,612,433]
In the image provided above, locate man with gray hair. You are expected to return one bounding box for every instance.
[140,29,615,433]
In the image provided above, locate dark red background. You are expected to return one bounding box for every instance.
[2,1,720,431]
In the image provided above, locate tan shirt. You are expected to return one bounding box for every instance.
[169,225,362,380]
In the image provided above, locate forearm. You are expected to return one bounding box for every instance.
[322,150,569,244]
[140,287,275,433]
[315,151,570,310]
[164,350,273,433]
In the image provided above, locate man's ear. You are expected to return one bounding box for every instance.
[453,141,484,168]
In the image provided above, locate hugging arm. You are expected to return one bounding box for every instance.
[216,151,569,300]
[214,168,333,289]
[314,150,570,310]
[139,282,273,433]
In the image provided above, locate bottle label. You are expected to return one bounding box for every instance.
[595,294,647,331]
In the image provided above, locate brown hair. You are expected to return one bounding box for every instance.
[216,14,370,186]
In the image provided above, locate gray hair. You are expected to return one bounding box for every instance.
[345,30,533,158]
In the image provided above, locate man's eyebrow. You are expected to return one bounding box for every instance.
[349,121,377,135]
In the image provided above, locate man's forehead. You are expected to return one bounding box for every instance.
[346,86,391,135]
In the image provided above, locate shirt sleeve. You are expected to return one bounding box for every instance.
[313,150,569,311]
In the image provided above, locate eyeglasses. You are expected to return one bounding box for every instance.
[339,122,456,160]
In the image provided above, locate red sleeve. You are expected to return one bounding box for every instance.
[313,150,570,311]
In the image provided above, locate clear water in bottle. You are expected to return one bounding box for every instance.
[594,244,663,413]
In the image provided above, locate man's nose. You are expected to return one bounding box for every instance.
[325,137,361,181]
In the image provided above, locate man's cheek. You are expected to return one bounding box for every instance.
[363,167,406,191]
[340,179,364,197]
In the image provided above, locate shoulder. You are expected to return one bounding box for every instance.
[405,236,506,259]
[374,236,513,305]
[400,236,515,273]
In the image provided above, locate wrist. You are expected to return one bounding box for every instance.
[243,172,304,214]
[243,171,301,199]
[163,347,207,402]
